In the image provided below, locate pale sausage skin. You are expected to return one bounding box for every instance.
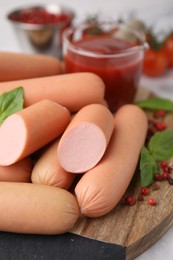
[0,182,80,234]
[32,138,75,189]
[0,100,71,166]
[0,52,62,82]
[0,73,105,112]
[75,105,148,218]
[57,104,114,173]
[0,157,33,182]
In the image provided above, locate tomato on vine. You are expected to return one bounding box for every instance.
[143,32,168,77]
[163,34,173,68]
[143,48,168,77]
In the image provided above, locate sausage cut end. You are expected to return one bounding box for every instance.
[57,123,107,173]
[0,114,27,166]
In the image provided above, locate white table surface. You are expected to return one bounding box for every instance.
[0,0,173,259]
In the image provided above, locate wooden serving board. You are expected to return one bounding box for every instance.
[69,87,173,260]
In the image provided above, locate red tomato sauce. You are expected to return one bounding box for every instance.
[9,8,72,25]
[64,35,143,112]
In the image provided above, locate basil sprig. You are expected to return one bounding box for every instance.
[148,130,173,161]
[0,87,24,125]
[136,97,173,111]
[140,130,173,187]
[140,146,158,187]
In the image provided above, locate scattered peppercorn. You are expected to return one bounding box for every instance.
[154,121,167,131]
[162,172,169,180]
[140,187,150,196]
[153,110,166,119]
[124,195,136,206]
[148,197,156,206]
[124,109,173,209]
[146,111,167,143]
[154,173,163,181]
[160,161,168,169]
[151,182,160,191]
[138,195,144,201]
[163,167,169,174]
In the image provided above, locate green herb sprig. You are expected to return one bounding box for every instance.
[140,130,173,187]
[0,87,24,125]
[136,96,173,187]
[140,146,158,187]
[136,97,173,111]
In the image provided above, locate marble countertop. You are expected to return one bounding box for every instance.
[0,0,173,259]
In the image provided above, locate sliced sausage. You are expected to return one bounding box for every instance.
[57,104,114,173]
[0,100,71,166]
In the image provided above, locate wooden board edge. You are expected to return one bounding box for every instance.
[126,211,173,260]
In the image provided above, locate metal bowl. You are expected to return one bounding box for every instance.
[7,4,75,58]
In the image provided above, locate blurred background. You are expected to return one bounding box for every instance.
[0,0,173,52]
[1,0,173,99]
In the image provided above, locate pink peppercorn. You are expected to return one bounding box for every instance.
[140,187,150,196]
[124,195,136,206]
[148,198,156,206]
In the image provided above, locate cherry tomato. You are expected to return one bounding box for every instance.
[143,48,168,77]
[163,35,173,68]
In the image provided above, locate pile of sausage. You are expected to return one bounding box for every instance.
[0,52,148,235]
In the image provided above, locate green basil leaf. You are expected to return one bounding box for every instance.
[140,146,158,187]
[135,97,173,111]
[0,87,24,125]
[148,129,173,161]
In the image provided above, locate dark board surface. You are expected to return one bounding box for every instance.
[0,231,125,260]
